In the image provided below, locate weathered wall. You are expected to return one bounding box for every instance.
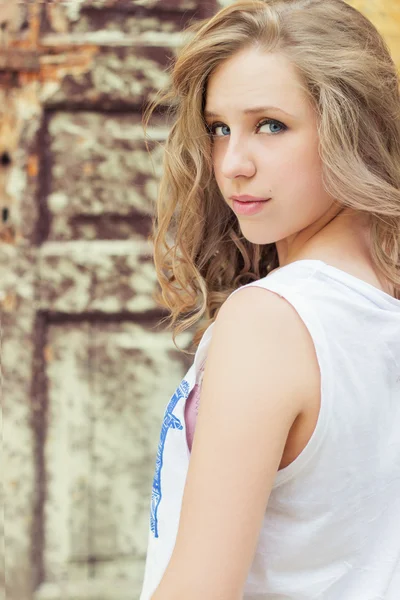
[2,2,399,600]
[1,3,214,600]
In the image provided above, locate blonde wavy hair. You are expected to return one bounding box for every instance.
[143,0,400,355]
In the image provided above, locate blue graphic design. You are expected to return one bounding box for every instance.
[150,379,190,538]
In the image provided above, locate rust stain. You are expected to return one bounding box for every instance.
[1,291,17,312]
[18,71,40,86]
[0,49,40,72]
[0,96,22,153]
[7,2,41,50]
[83,162,94,176]
[38,45,99,83]
[0,1,99,83]
[44,344,54,363]
[0,226,15,244]
[28,154,39,178]
[27,2,41,48]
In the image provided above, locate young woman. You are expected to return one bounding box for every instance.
[140,1,400,598]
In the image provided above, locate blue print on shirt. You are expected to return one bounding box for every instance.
[150,378,190,539]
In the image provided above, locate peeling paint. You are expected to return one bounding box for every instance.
[3,1,399,599]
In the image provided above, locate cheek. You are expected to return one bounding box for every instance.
[271,142,322,188]
[211,145,225,184]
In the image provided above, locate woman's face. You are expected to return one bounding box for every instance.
[204,47,341,260]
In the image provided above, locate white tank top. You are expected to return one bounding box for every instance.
[139,259,400,600]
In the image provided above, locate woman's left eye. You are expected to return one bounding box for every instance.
[207,118,287,137]
[257,119,287,134]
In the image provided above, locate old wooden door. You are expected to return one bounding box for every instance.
[1,2,215,600]
[2,2,398,600]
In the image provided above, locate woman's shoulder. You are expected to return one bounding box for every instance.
[217,285,321,411]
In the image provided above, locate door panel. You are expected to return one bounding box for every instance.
[2,2,213,600]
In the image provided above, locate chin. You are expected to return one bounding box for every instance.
[238,227,277,246]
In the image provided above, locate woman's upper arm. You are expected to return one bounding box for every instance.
[151,285,320,600]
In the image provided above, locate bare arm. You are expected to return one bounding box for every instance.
[151,286,319,600]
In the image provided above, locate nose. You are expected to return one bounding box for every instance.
[220,139,256,180]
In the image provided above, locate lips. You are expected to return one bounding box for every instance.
[230,195,270,203]
[231,198,270,216]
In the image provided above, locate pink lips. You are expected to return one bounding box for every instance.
[231,195,270,203]
[231,196,271,216]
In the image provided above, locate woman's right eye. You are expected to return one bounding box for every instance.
[208,122,230,137]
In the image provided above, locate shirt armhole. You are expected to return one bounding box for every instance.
[243,281,334,488]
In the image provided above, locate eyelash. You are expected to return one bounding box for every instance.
[206,118,287,138]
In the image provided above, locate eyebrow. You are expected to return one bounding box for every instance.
[203,106,295,119]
